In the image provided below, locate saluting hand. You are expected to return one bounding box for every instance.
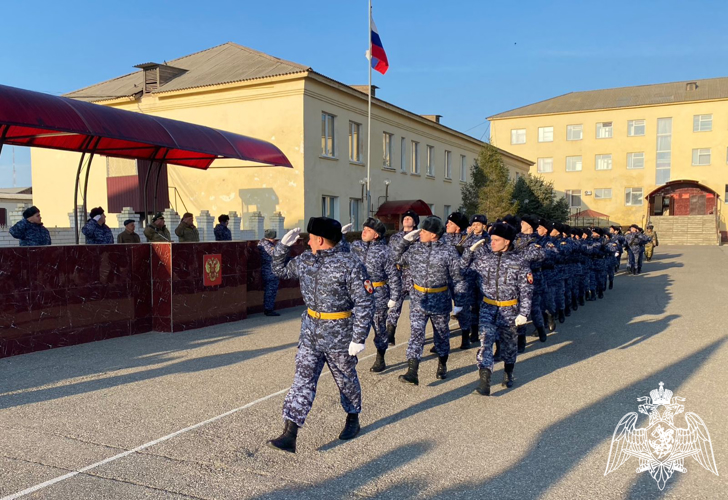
[404,229,421,242]
[281,228,301,246]
[469,239,486,252]
[341,223,353,234]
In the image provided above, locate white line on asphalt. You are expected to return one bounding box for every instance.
[2,319,459,499]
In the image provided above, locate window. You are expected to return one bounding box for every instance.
[538,126,553,142]
[656,118,672,185]
[537,157,553,173]
[349,199,361,230]
[511,129,526,144]
[596,122,613,139]
[349,121,362,162]
[567,124,583,141]
[693,114,712,132]
[566,156,582,172]
[628,120,646,136]
[321,112,335,157]
[627,152,645,169]
[595,154,612,170]
[411,141,420,174]
[426,145,435,176]
[0,207,6,228]
[383,132,393,168]
[400,137,406,172]
[625,188,643,206]
[444,205,452,218]
[565,189,582,208]
[460,155,467,181]
[444,150,452,179]
[692,148,711,165]
[322,195,339,218]
[595,188,612,199]
[427,203,435,214]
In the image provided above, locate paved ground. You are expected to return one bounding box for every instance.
[1,246,728,499]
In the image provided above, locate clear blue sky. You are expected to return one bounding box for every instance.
[2,0,727,188]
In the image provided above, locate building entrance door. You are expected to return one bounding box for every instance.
[689,194,706,215]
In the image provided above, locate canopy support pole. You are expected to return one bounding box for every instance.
[142,148,162,226]
[81,136,101,227]
[153,150,170,218]
[73,137,94,244]
[0,125,8,157]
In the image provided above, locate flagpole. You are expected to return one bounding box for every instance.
[366,0,372,217]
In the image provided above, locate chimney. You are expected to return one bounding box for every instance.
[134,62,187,94]
[421,115,443,124]
[350,85,378,97]
[686,82,698,91]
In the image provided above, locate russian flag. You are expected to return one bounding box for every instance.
[370,17,389,74]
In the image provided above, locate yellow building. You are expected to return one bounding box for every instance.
[31,42,531,230]
[489,78,728,243]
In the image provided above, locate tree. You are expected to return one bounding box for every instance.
[475,143,517,220]
[512,174,569,222]
[459,159,487,218]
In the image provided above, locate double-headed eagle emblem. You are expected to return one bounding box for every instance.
[605,382,719,490]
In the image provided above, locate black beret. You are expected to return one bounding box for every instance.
[307,216,342,243]
[503,214,521,229]
[362,217,386,238]
[421,216,445,237]
[23,206,40,219]
[89,207,105,219]
[490,222,517,241]
[538,218,554,232]
[447,212,469,231]
[521,215,539,232]
[470,214,487,225]
[123,219,136,226]
[402,210,420,227]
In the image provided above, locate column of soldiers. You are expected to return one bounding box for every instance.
[266,212,647,453]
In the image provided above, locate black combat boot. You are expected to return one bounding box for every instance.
[267,419,298,453]
[369,349,386,373]
[564,304,571,317]
[587,291,597,302]
[436,355,448,379]
[542,312,550,328]
[459,330,471,350]
[517,335,526,354]
[429,345,437,353]
[386,324,396,345]
[537,325,548,343]
[339,413,360,440]
[493,341,502,362]
[399,358,419,385]
[264,310,280,317]
[558,309,566,323]
[572,296,578,311]
[579,294,585,306]
[597,289,604,299]
[502,363,515,388]
[470,324,479,343]
[473,368,491,396]
[608,279,613,290]
[637,267,642,275]
[546,312,556,332]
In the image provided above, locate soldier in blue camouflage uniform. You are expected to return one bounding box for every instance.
[610,226,626,272]
[549,223,570,323]
[81,207,114,244]
[462,214,489,347]
[392,216,466,384]
[9,206,52,246]
[604,229,620,289]
[442,212,472,349]
[625,224,650,275]
[386,210,420,345]
[576,228,591,303]
[536,219,557,332]
[346,218,401,373]
[258,229,280,316]
[463,222,533,396]
[267,217,374,453]
[558,224,578,318]
[515,215,548,344]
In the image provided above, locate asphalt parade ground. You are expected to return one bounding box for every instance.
[1,246,728,499]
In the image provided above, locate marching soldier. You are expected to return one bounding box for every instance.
[386,210,420,345]
[644,223,659,261]
[625,224,651,275]
[515,215,548,344]
[536,219,557,332]
[549,223,570,324]
[267,217,374,453]
[462,214,489,348]
[609,225,626,272]
[443,212,472,349]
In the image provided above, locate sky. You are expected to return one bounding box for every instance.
[2,0,728,188]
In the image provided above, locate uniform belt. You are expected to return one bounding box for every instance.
[483,297,518,307]
[372,281,387,288]
[307,308,352,320]
[413,284,448,293]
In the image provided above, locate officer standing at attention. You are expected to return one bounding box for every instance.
[392,216,466,385]
[82,207,114,244]
[9,206,52,246]
[644,223,659,261]
[464,222,532,396]
[267,217,374,453]
[258,229,281,317]
[386,210,420,344]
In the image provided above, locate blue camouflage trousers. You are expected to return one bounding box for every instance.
[628,248,644,271]
[551,272,566,311]
[372,308,389,351]
[263,276,279,311]
[530,272,545,329]
[477,323,518,372]
[542,270,556,314]
[387,268,412,328]
[407,308,450,359]
[282,342,361,427]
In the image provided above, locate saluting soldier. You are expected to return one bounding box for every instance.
[267,217,374,453]
[625,224,651,275]
[386,210,420,345]
[258,229,281,316]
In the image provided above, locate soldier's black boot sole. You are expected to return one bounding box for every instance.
[399,359,419,385]
[459,330,471,350]
[436,355,448,379]
[267,420,298,453]
[502,363,515,388]
[369,349,386,373]
[339,413,360,440]
[517,335,526,354]
[386,324,396,345]
[473,368,491,396]
[537,326,548,343]
[469,325,479,343]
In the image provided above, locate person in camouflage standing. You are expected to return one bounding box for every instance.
[258,229,281,316]
[9,206,51,246]
[644,223,659,261]
[267,217,374,453]
[463,222,533,396]
[82,207,114,244]
[386,210,420,344]
[392,216,466,384]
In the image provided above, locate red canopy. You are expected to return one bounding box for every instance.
[0,84,292,169]
[569,209,609,219]
[375,199,433,228]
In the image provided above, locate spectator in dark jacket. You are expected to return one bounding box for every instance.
[117,219,141,243]
[9,206,52,246]
[144,213,172,242]
[214,214,232,241]
[82,207,114,244]
[175,212,200,242]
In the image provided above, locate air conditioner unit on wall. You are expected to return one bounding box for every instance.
[584,191,592,196]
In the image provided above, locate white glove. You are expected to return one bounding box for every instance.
[341,223,353,234]
[348,341,366,356]
[452,306,463,315]
[404,229,421,242]
[387,299,396,309]
[515,314,528,327]
[281,228,301,246]
[469,239,486,252]
[614,252,619,257]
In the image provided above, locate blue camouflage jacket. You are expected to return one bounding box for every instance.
[468,248,533,320]
[257,239,277,280]
[272,242,374,352]
[348,239,401,309]
[625,232,650,251]
[9,218,52,246]
[214,224,232,241]
[81,219,113,244]
[513,233,545,269]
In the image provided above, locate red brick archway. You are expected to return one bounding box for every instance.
[647,180,719,216]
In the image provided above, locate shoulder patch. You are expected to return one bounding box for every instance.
[527,272,534,284]
[546,242,555,248]
[534,244,541,248]
[364,279,374,294]
[560,241,567,245]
